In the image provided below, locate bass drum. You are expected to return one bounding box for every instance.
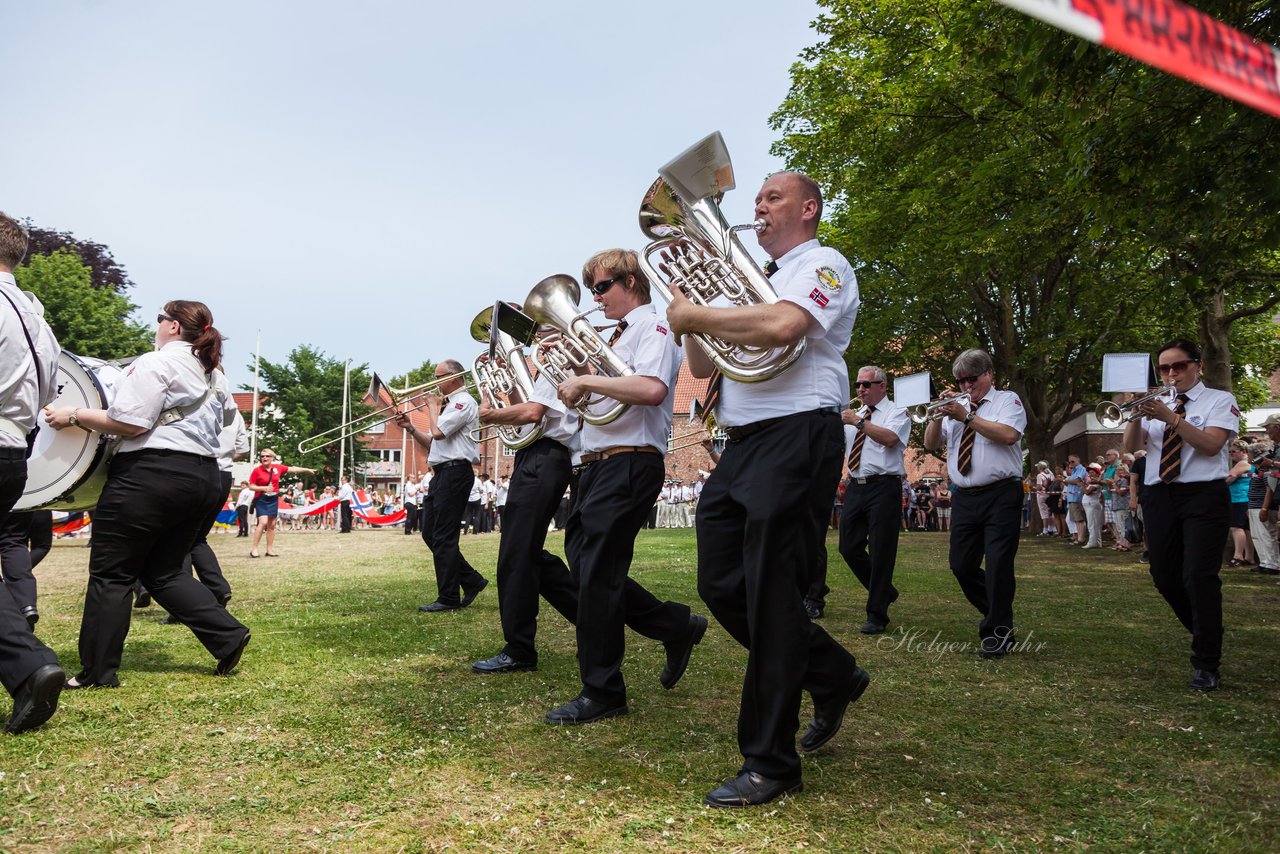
[15,351,125,511]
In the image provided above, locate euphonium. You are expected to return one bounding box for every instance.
[637,137,806,383]
[468,305,543,450]
[522,274,634,426]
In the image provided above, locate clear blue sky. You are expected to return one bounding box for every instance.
[4,1,824,391]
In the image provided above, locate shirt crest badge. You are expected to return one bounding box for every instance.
[816,266,842,292]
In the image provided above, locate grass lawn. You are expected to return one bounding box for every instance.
[2,525,1277,852]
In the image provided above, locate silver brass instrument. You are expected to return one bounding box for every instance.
[523,274,634,426]
[468,304,543,450]
[1095,387,1176,429]
[297,368,470,454]
[668,406,724,453]
[909,394,971,424]
[637,132,805,383]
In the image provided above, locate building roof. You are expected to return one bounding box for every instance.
[672,361,710,416]
[232,392,267,413]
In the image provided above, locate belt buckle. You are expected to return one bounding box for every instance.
[855,477,869,485]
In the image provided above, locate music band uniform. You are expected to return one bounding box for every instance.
[418,387,488,609]
[937,384,1027,654]
[60,336,251,687]
[693,236,864,789]
[0,267,64,732]
[839,394,910,632]
[1134,380,1238,681]
[560,301,702,717]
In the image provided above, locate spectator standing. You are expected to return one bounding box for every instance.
[1226,441,1255,567]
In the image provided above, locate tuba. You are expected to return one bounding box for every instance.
[637,132,805,383]
[523,274,633,426]
[469,304,543,450]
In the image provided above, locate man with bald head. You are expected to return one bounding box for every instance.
[666,171,866,807]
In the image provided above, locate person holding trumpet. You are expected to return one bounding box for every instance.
[1121,339,1239,692]
[397,361,489,613]
[922,348,1026,659]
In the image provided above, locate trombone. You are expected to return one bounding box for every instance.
[296,369,469,454]
[909,394,970,424]
[667,404,723,453]
[1095,387,1176,429]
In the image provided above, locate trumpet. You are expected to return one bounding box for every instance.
[468,304,543,451]
[1095,387,1176,429]
[667,408,724,453]
[297,369,470,454]
[523,274,634,426]
[909,394,971,424]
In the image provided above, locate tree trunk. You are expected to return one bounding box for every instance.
[1197,287,1232,391]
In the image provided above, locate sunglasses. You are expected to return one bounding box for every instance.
[157,313,176,324]
[855,380,884,388]
[588,276,625,296]
[1157,359,1198,374]
[955,374,982,385]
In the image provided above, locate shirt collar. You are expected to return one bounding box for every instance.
[160,340,195,354]
[0,271,15,287]
[770,238,821,269]
[1182,381,1206,401]
[622,303,656,326]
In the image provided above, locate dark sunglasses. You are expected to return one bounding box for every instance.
[854,380,884,388]
[157,313,176,324]
[588,276,625,297]
[1157,359,1198,374]
[955,374,981,385]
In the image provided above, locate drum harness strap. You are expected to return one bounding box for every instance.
[0,287,44,453]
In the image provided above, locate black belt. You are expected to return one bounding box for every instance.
[0,447,26,460]
[848,474,902,485]
[116,448,214,463]
[723,406,841,443]
[955,477,1020,496]
[432,459,473,471]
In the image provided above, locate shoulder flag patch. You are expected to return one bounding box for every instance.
[816,266,843,292]
[655,323,668,336]
[455,403,464,411]
[1230,404,1241,417]
[809,288,829,308]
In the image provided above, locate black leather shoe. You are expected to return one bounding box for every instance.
[21,607,38,628]
[219,593,232,607]
[1189,669,1221,691]
[419,601,460,613]
[216,632,250,676]
[4,664,65,734]
[64,675,119,690]
[704,771,803,808]
[661,614,708,689]
[800,665,870,753]
[545,695,627,725]
[804,598,824,620]
[978,633,1016,659]
[860,621,887,634]
[472,652,536,674]
[133,590,152,608]
[459,578,489,608]
[163,613,182,625]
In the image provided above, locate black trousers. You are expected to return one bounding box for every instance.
[76,450,249,685]
[1141,480,1229,671]
[235,505,249,536]
[181,469,234,604]
[339,500,352,533]
[565,451,690,705]
[496,439,579,662]
[0,451,60,696]
[0,509,40,614]
[696,410,856,780]
[839,476,903,625]
[949,478,1021,646]
[464,499,481,534]
[421,463,486,606]
[403,501,417,535]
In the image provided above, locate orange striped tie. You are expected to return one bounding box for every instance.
[1159,394,1189,483]
[957,400,982,476]
[607,321,628,347]
[847,406,874,474]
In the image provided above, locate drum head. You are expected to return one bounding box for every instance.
[15,352,115,511]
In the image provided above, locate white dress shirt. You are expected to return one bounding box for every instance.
[939,388,1027,488]
[111,341,236,456]
[0,273,60,449]
[843,399,910,477]
[527,372,581,450]
[580,303,681,455]
[216,389,248,472]
[429,389,480,465]
[1138,382,1239,485]
[717,240,859,426]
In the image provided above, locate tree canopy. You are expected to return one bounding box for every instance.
[24,223,134,293]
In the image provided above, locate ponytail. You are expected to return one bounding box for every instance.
[163,299,223,373]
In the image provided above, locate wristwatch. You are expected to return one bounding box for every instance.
[963,411,975,425]
[68,409,80,427]
[854,418,865,431]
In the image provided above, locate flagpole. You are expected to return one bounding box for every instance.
[249,330,261,461]
[400,374,411,500]
[339,358,350,485]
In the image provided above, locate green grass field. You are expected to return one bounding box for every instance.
[1,525,1277,852]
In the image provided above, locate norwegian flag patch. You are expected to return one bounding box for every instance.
[655,323,668,336]
[455,403,464,411]
[809,288,829,308]
[1230,405,1241,416]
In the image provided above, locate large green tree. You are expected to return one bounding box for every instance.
[14,249,153,359]
[772,0,1280,464]
[249,346,372,479]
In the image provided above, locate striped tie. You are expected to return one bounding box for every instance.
[957,400,982,476]
[607,320,628,347]
[847,405,874,474]
[700,260,777,424]
[1159,394,1190,483]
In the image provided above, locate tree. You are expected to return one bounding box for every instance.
[771,0,1280,465]
[249,346,372,479]
[14,249,153,358]
[23,224,134,292]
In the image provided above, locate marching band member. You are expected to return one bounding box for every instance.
[45,300,252,689]
[923,348,1026,659]
[839,365,910,634]
[397,360,489,612]
[1123,339,1239,691]
[547,249,707,725]
[666,172,864,807]
[0,212,64,732]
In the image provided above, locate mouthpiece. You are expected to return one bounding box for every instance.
[731,220,765,234]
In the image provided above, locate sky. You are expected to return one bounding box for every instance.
[4,0,825,393]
